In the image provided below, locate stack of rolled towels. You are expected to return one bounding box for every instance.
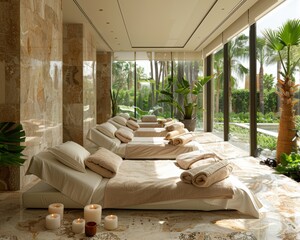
[177,150,233,187]
[164,122,195,146]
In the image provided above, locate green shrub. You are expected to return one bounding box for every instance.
[276,152,300,182]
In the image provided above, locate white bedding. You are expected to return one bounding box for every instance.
[134,128,168,137]
[87,128,202,159]
[25,151,262,218]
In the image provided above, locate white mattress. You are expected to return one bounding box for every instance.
[24,151,262,218]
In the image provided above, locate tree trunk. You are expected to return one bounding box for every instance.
[259,65,264,113]
[276,77,297,162]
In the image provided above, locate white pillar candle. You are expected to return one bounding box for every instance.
[45,213,61,230]
[48,203,64,220]
[72,218,85,234]
[84,204,102,225]
[104,215,118,230]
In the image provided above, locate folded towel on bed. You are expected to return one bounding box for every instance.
[168,132,195,146]
[164,128,188,140]
[85,147,123,178]
[165,122,184,132]
[176,151,220,169]
[180,160,232,187]
[141,115,157,122]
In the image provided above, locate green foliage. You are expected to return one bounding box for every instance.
[263,73,275,91]
[257,133,277,150]
[0,122,26,166]
[110,89,119,117]
[276,152,300,182]
[159,76,211,119]
[232,89,249,113]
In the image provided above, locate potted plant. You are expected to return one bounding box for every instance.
[0,122,26,190]
[263,19,300,162]
[159,76,212,131]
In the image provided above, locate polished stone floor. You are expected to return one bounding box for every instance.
[0,137,300,240]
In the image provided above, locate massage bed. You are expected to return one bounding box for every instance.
[86,127,201,159]
[23,150,262,218]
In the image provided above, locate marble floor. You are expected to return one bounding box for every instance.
[1,138,300,240]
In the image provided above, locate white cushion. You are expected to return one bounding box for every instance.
[96,122,117,139]
[48,141,90,173]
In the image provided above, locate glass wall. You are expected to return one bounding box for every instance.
[112,53,135,117]
[256,0,300,158]
[212,48,224,138]
[112,52,204,127]
[228,29,250,152]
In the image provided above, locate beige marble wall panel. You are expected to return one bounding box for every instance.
[83,28,96,149]
[63,24,84,145]
[97,52,112,124]
[20,0,63,189]
[63,24,97,148]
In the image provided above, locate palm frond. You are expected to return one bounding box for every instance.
[0,122,26,166]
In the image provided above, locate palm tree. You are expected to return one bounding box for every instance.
[263,19,300,162]
[256,37,276,113]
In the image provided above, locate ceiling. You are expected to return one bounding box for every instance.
[62,0,262,53]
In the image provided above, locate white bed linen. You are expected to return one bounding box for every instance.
[134,128,168,137]
[87,128,202,159]
[25,152,262,218]
[26,151,105,206]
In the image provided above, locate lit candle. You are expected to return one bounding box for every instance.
[48,203,64,220]
[45,213,61,230]
[104,215,118,230]
[85,221,97,237]
[72,218,85,234]
[84,204,102,225]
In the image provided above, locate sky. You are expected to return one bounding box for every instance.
[255,0,300,86]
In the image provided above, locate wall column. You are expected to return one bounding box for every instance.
[63,24,96,148]
[96,52,112,124]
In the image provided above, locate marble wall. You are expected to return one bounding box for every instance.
[97,52,112,124]
[0,0,63,190]
[63,24,96,148]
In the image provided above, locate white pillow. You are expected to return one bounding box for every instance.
[112,116,127,126]
[115,127,134,143]
[48,141,90,172]
[96,122,117,138]
[126,119,140,131]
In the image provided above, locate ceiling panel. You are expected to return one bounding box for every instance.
[118,0,215,48]
[62,0,272,52]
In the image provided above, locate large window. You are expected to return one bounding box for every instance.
[212,48,224,138]
[256,0,300,158]
[112,52,204,128]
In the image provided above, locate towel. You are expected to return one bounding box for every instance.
[168,132,195,146]
[164,128,188,140]
[176,151,220,169]
[180,160,232,187]
[165,122,184,131]
[141,115,157,122]
[85,147,123,178]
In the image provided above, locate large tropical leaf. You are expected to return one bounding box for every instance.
[0,122,26,166]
